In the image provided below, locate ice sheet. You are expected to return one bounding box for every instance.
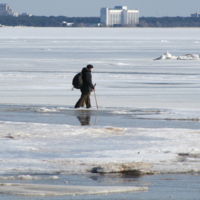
[0,28,200,176]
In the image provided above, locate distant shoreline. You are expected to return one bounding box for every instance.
[1,26,200,28]
[1,16,200,27]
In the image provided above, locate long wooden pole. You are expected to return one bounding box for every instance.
[94,83,98,109]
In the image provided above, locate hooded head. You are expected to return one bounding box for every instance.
[87,64,94,70]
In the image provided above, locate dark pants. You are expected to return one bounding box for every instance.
[75,93,91,108]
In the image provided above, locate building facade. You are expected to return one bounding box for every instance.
[191,12,200,17]
[0,3,16,16]
[100,6,139,26]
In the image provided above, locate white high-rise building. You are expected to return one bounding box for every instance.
[100,6,139,27]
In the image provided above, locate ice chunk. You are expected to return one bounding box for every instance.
[0,176,15,180]
[178,54,200,60]
[161,40,169,42]
[17,175,59,180]
[90,162,153,175]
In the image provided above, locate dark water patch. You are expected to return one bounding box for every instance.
[178,153,200,158]
[1,104,200,129]
[0,173,199,200]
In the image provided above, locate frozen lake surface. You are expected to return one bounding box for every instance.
[0,27,200,198]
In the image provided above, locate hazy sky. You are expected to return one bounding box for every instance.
[2,0,200,17]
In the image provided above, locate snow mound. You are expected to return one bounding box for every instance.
[154,51,177,60]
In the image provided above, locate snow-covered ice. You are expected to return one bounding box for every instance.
[0,28,200,179]
[1,119,200,175]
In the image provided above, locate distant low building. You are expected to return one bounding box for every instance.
[66,23,74,27]
[62,21,74,27]
[191,12,200,17]
[19,13,32,17]
[100,6,139,27]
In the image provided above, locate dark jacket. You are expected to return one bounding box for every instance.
[81,67,94,94]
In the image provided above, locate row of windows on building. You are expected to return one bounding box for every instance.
[100,6,139,27]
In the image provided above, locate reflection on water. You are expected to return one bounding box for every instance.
[77,115,91,126]
[76,111,98,126]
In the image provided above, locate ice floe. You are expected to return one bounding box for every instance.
[0,183,148,196]
[17,175,59,180]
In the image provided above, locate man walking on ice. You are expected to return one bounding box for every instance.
[75,64,95,109]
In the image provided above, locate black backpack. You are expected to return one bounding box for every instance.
[72,72,83,89]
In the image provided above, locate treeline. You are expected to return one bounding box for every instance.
[138,17,200,27]
[0,16,100,27]
[1,16,200,27]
